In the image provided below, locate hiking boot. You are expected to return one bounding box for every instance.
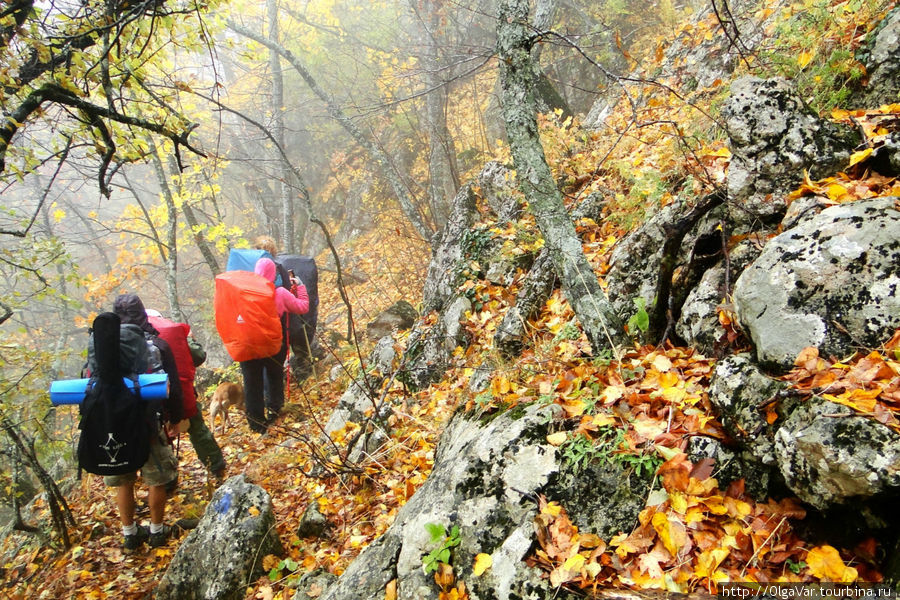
[123,525,149,553]
[148,524,174,547]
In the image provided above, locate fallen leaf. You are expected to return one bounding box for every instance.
[473,553,492,576]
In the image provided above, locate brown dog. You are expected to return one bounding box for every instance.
[208,382,244,435]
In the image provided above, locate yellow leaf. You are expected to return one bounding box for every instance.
[651,512,678,556]
[798,50,814,68]
[826,183,848,201]
[385,579,397,600]
[695,547,730,578]
[53,209,66,222]
[546,432,567,446]
[848,148,873,167]
[602,386,625,404]
[542,501,563,517]
[563,553,586,572]
[592,413,616,428]
[473,553,493,576]
[806,545,858,583]
[248,506,260,516]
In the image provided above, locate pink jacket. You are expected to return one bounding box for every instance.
[254,258,309,317]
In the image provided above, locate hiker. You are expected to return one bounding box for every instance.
[111,294,185,549]
[254,236,320,381]
[240,257,309,434]
[145,308,227,482]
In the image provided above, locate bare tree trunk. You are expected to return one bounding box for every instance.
[496,0,625,353]
[149,141,184,323]
[410,0,458,228]
[267,0,302,254]
[228,21,435,244]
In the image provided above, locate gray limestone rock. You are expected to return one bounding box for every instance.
[157,475,283,600]
[733,197,900,370]
[857,7,900,108]
[722,77,857,226]
[774,398,900,509]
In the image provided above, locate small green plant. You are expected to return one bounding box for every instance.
[786,558,807,575]
[422,523,461,574]
[561,434,606,473]
[268,557,299,582]
[617,451,663,478]
[627,297,650,335]
[553,320,582,343]
[560,426,660,479]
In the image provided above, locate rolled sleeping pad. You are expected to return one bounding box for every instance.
[49,373,169,406]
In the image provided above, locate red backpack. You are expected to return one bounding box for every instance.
[149,315,199,419]
[214,271,283,362]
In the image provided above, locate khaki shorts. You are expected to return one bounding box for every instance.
[103,429,177,488]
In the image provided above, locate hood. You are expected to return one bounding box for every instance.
[254,257,277,283]
[113,293,157,335]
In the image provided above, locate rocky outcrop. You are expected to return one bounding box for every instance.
[774,397,900,509]
[422,184,478,314]
[318,404,649,600]
[402,297,471,390]
[722,77,857,226]
[734,197,900,370]
[493,248,557,357]
[708,354,786,465]
[857,7,900,108]
[676,242,760,354]
[157,476,283,600]
[366,301,418,341]
[478,161,522,223]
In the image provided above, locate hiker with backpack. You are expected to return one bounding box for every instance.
[80,310,184,553]
[252,237,320,381]
[238,257,308,433]
[111,294,186,548]
[145,308,227,482]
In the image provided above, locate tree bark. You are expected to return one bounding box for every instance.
[496,0,626,353]
[267,0,303,254]
[409,0,459,228]
[149,142,184,323]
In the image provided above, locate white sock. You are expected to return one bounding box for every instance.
[123,523,137,536]
[150,522,164,534]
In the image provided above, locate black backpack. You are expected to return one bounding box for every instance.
[275,254,319,348]
[77,312,152,476]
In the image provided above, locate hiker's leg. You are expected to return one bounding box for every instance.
[240,359,266,432]
[116,483,136,526]
[187,413,226,475]
[142,437,177,526]
[148,484,167,525]
[264,347,286,416]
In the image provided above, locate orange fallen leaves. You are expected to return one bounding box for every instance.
[780,334,900,430]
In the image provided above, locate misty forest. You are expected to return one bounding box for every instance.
[3,0,900,598]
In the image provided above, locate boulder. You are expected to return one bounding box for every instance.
[297,500,329,539]
[708,354,787,465]
[366,301,418,341]
[318,403,648,600]
[605,202,686,326]
[676,242,760,354]
[402,296,471,390]
[774,397,900,509]
[733,197,900,370]
[722,77,857,226]
[857,7,900,108]
[323,374,389,435]
[422,184,478,313]
[157,475,283,600]
[478,161,522,223]
[494,248,557,357]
